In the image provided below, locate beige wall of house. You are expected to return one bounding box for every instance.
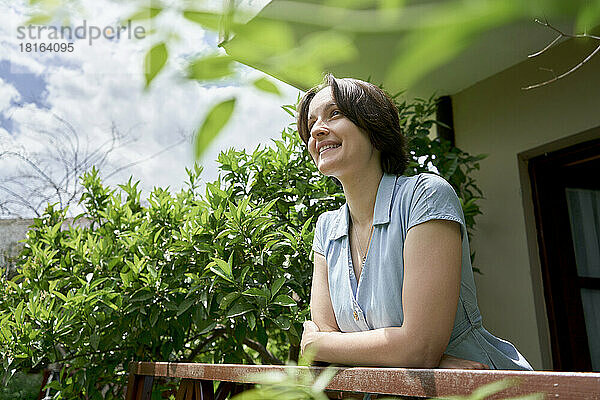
[451,37,600,369]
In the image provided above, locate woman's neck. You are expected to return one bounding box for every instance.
[340,168,384,228]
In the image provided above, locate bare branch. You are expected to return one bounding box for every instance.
[1,113,185,217]
[0,186,42,216]
[104,136,187,180]
[524,19,600,90]
[533,18,600,41]
[524,42,600,90]
[1,151,63,204]
[528,33,563,59]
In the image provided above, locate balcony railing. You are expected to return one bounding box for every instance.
[125,362,600,399]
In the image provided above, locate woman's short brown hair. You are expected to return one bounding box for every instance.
[297,74,408,175]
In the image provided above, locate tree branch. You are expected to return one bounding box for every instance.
[183,328,227,362]
[523,18,600,90]
[243,338,283,365]
[104,135,187,180]
[1,114,186,217]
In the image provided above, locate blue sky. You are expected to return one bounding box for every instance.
[0,0,300,217]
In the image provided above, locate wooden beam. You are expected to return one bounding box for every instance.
[128,362,600,399]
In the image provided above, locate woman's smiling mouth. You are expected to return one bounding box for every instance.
[319,144,341,155]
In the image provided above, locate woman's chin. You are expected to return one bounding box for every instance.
[318,168,344,183]
[317,162,336,176]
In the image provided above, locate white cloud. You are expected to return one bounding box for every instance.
[0,0,301,217]
[0,78,20,111]
[0,126,11,145]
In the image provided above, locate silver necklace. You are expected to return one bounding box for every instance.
[352,219,374,266]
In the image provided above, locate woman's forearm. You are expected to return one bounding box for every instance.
[307,326,442,368]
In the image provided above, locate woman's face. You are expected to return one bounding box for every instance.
[306,87,380,180]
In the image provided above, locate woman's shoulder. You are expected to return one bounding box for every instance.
[394,172,457,202]
[313,204,347,248]
[315,204,346,228]
[398,172,453,189]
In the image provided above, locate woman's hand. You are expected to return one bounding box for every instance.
[439,353,489,369]
[301,320,323,357]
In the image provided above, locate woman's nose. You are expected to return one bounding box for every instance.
[310,120,329,139]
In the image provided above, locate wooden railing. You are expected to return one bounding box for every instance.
[126,362,600,399]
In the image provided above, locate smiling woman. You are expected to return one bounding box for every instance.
[296,74,532,370]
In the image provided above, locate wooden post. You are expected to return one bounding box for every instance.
[140,376,154,400]
[196,380,215,400]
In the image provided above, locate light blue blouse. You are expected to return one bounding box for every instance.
[312,172,532,370]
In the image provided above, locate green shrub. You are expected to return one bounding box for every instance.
[0,126,343,398]
[0,372,41,400]
[0,97,485,398]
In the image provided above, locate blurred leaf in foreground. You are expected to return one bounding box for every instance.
[187,54,235,80]
[194,98,236,159]
[144,42,168,88]
[252,77,281,96]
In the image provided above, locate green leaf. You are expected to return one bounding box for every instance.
[144,42,168,88]
[0,324,12,341]
[208,259,234,283]
[209,266,234,283]
[470,378,518,399]
[227,252,235,274]
[120,271,132,286]
[252,77,281,96]
[89,332,100,351]
[188,54,235,80]
[216,257,232,277]
[131,289,154,302]
[127,7,162,21]
[300,216,314,237]
[102,300,119,311]
[234,323,247,344]
[503,394,546,400]
[273,316,290,330]
[51,291,68,302]
[220,292,241,309]
[26,13,52,25]
[576,2,600,33]
[240,265,251,285]
[223,18,295,62]
[386,1,514,89]
[272,294,296,307]
[194,98,236,159]
[177,297,195,316]
[244,288,269,298]
[246,312,256,331]
[257,323,268,347]
[15,300,24,325]
[150,308,159,327]
[270,277,286,299]
[153,228,164,244]
[183,10,221,31]
[271,30,357,86]
[226,299,253,318]
[198,321,217,335]
[312,367,338,393]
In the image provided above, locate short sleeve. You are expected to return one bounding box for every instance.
[312,214,325,255]
[407,174,466,236]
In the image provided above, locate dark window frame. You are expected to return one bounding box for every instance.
[529,138,600,371]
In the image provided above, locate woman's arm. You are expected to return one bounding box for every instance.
[301,219,462,367]
[310,251,340,332]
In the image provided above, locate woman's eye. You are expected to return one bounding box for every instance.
[331,110,340,117]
